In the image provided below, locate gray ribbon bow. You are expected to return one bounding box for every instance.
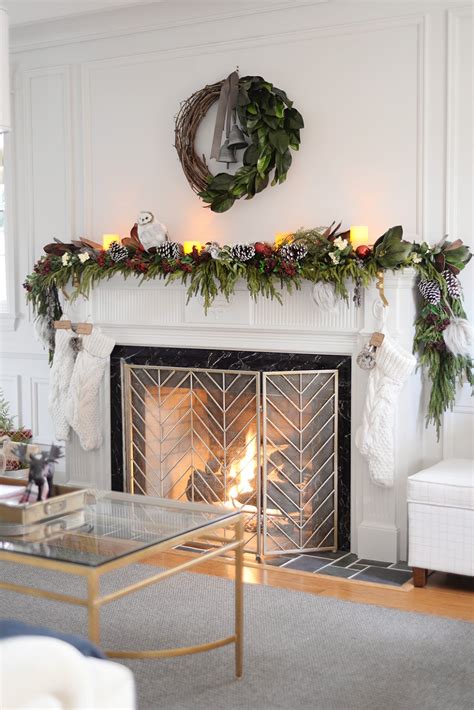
[210,71,239,160]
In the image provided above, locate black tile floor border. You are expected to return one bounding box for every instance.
[176,545,413,588]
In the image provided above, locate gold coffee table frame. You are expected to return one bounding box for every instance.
[0,511,245,677]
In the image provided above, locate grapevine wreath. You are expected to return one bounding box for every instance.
[174,73,304,212]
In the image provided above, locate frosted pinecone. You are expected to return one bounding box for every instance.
[232,244,256,262]
[156,241,181,260]
[418,279,441,305]
[280,243,308,262]
[107,242,128,263]
[443,269,461,299]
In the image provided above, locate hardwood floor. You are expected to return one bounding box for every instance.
[145,549,474,623]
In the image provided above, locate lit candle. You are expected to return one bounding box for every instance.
[350,226,369,250]
[274,231,292,247]
[102,234,121,250]
[183,240,202,255]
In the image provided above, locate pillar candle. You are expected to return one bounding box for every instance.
[102,234,121,250]
[183,241,201,255]
[350,226,369,250]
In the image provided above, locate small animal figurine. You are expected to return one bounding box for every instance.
[13,444,64,503]
[136,211,168,252]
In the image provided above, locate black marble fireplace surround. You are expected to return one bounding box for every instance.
[110,347,351,550]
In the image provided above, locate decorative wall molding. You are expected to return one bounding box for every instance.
[442,5,473,457]
[20,65,75,309]
[445,5,473,237]
[442,404,474,459]
[79,11,426,239]
[10,1,330,54]
[30,375,51,442]
[0,118,19,329]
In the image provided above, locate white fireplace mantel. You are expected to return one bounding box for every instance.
[64,270,422,562]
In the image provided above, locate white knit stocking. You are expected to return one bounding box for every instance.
[48,327,78,441]
[65,330,115,451]
[356,336,416,487]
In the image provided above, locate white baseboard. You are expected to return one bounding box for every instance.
[357,522,400,563]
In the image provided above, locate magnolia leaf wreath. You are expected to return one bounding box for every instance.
[174,73,303,212]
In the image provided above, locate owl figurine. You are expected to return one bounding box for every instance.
[137,211,168,251]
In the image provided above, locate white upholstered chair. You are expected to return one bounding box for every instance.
[407,458,474,587]
[0,636,136,709]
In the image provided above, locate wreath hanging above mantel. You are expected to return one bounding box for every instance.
[174,72,303,212]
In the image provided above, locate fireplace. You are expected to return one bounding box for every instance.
[110,347,351,558]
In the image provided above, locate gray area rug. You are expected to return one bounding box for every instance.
[1,562,472,710]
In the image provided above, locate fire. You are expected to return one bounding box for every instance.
[228,429,257,505]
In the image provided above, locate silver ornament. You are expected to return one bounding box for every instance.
[356,344,377,370]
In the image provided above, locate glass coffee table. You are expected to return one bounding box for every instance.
[0,490,245,677]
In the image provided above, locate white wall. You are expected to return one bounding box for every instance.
[1,0,472,466]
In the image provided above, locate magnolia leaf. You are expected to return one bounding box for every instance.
[443,243,472,270]
[257,145,273,178]
[285,108,304,129]
[229,182,248,198]
[262,114,280,130]
[443,239,463,251]
[273,87,293,107]
[210,194,235,213]
[208,173,234,192]
[243,144,259,166]
[373,225,403,249]
[375,229,413,267]
[269,130,290,154]
[246,117,261,132]
[276,149,292,175]
[255,173,269,193]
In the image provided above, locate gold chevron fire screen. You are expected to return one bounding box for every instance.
[122,364,338,557]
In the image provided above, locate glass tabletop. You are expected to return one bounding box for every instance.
[0,490,240,567]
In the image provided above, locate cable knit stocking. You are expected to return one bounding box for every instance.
[355,335,416,487]
[65,330,115,451]
[48,328,78,440]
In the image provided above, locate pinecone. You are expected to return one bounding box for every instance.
[280,243,308,261]
[443,269,461,299]
[156,242,181,260]
[107,242,128,263]
[418,279,441,305]
[232,244,256,262]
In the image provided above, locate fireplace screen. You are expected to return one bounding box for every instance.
[122,364,338,557]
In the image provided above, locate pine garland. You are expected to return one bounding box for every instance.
[23,226,473,437]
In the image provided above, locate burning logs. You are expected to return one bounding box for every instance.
[185,461,225,504]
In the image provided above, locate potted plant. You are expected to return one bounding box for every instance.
[0,390,32,442]
[0,390,34,477]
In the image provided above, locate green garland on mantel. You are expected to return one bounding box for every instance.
[23,225,473,436]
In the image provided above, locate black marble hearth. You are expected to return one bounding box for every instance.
[110,346,351,550]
